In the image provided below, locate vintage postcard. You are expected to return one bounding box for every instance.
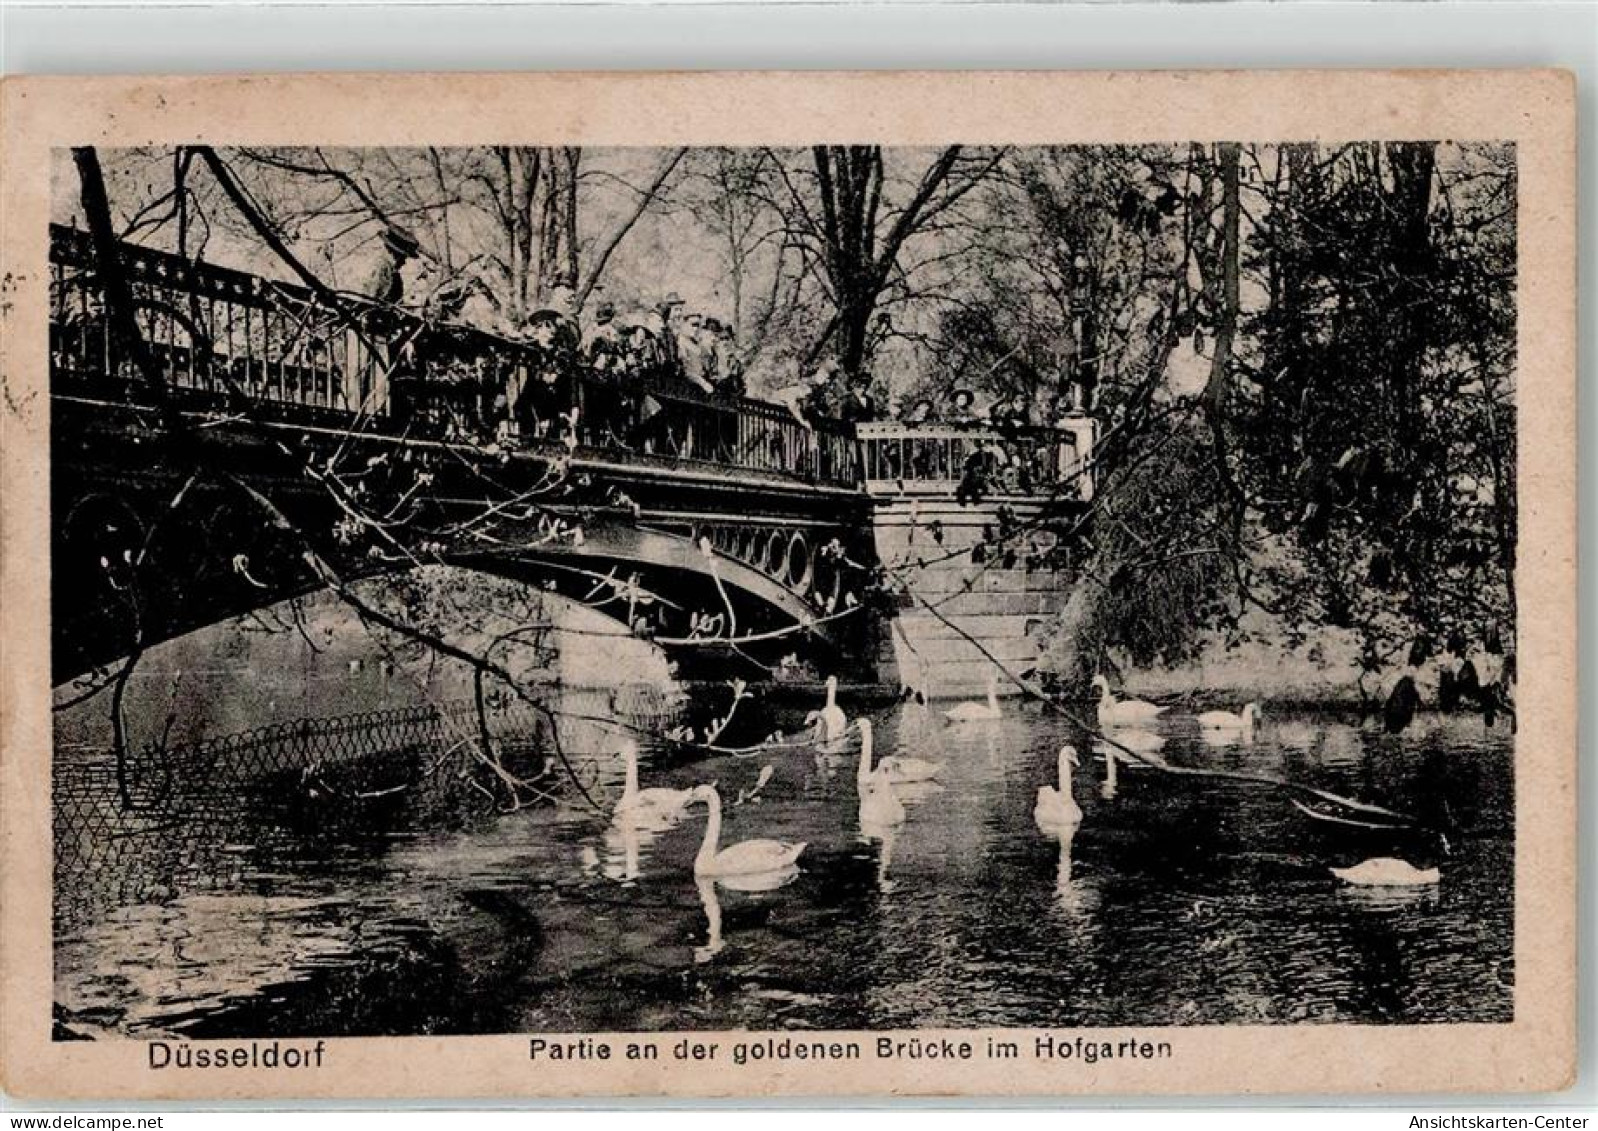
[0,71,1577,1100]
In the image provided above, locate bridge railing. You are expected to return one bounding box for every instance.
[856,418,1096,503]
[47,224,859,487]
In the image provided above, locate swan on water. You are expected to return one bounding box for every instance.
[1330,857,1440,887]
[811,675,848,743]
[1197,702,1260,740]
[612,739,692,826]
[1034,744,1084,831]
[1092,675,1168,728]
[855,719,906,827]
[688,783,807,878]
[944,674,1003,724]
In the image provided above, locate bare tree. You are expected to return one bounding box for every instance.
[760,145,1007,381]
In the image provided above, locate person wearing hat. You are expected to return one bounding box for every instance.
[581,301,632,448]
[676,310,716,394]
[584,301,625,375]
[710,319,746,400]
[513,308,578,442]
[347,225,422,416]
[948,387,979,424]
[621,314,664,381]
[988,390,1030,438]
[544,276,582,356]
[655,292,686,377]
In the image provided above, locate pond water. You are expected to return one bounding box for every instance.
[54,695,1513,1037]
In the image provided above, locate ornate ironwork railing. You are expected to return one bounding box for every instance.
[856,418,1096,503]
[47,224,859,487]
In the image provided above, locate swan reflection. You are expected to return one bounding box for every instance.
[694,877,723,963]
[693,868,801,964]
[1100,728,1165,754]
[1099,743,1119,799]
[1051,825,1095,919]
[600,821,647,885]
[859,815,899,893]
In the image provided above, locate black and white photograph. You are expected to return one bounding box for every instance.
[0,68,1576,1101]
[44,132,1523,1040]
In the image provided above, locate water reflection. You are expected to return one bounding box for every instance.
[694,877,724,963]
[599,822,645,885]
[1103,728,1165,754]
[1095,744,1120,799]
[695,868,802,964]
[1053,823,1105,924]
[860,820,899,894]
[54,687,1515,1037]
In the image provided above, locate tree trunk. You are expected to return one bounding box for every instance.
[1383,141,1437,450]
[1205,142,1244,520]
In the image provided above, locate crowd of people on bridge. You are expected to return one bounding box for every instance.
[353,226,1097,498]
[360,230,767,455]
[51,220,1089,494]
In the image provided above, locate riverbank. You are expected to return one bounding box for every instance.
[1105,610,1387,709]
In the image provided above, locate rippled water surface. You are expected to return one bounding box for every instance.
[56,699,1513,1035]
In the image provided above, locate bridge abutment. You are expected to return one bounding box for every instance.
[859,421,1094,700]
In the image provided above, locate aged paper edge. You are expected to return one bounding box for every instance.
[0,70,1578,1101]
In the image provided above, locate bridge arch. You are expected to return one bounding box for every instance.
[463,520,839,644]
[51,505,855,689]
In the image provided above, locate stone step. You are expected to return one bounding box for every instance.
[890,628,1043,667]
[894,612,1050,642]
[897,591,1069,617]
[895,655,1040,699]
[889,564,1073,595]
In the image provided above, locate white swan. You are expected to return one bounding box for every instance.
[612,739,692,826]
[688,783,806,878]
[856,719,905,826]
[944,674,1003,724]
[1034,744,1084,831]
[1092,675,1168,728]
[809,675,848,743]
[1197,702,1260,738]
[1331,857,1440,887]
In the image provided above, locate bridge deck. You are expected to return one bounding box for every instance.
[48,224,859,490]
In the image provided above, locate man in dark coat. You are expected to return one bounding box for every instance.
[656,293,686,377]
[513,309,580,442]
[350,226,421,417]
[584,302,625,375]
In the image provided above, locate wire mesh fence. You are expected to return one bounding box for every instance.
[52,699,549,931]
